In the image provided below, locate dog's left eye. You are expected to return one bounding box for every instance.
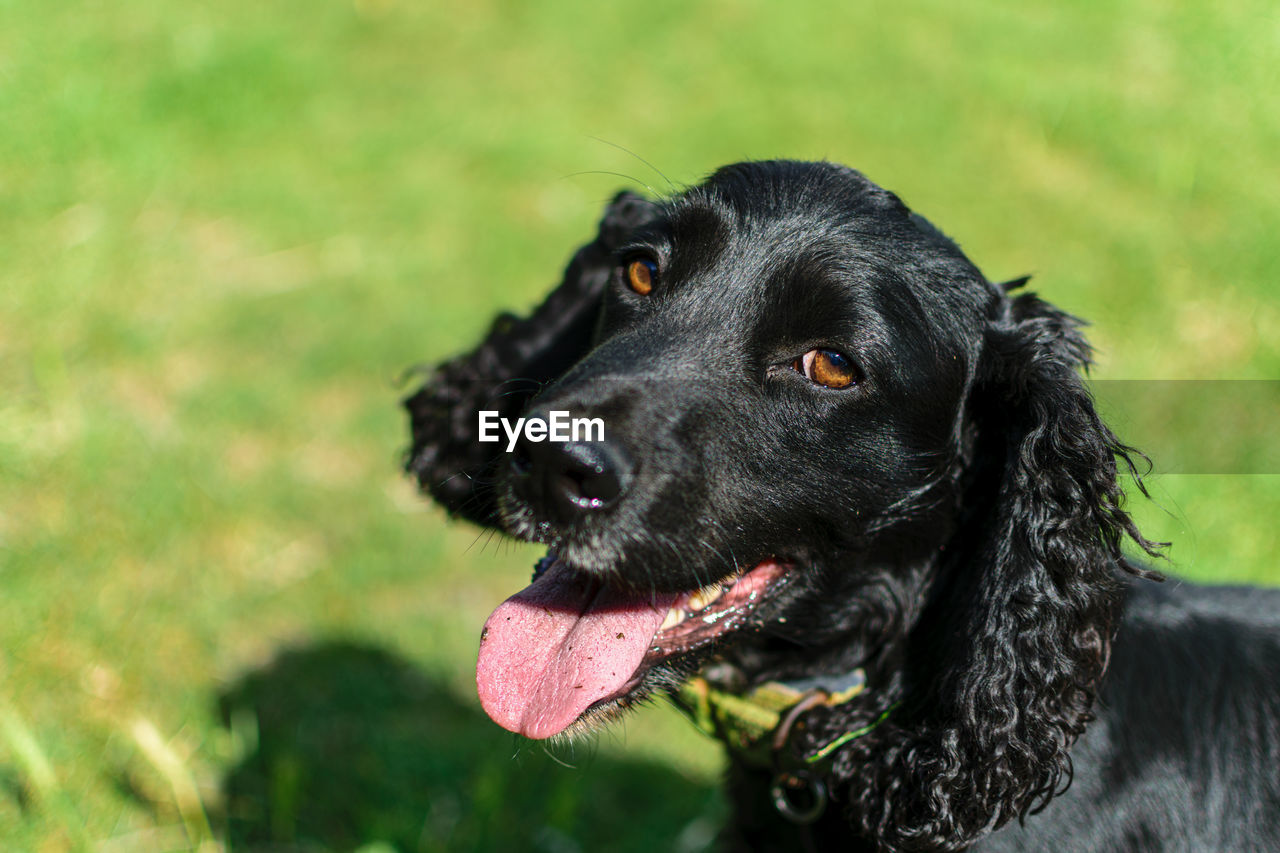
[793,348,861,389]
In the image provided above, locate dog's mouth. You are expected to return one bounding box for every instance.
[476,554,790,739]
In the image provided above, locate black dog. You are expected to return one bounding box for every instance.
[404,161,1280,851]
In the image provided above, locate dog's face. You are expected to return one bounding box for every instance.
[410,158,1157,845]
[476,162,1002,738]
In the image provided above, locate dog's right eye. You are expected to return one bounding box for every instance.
[624,258,657,295]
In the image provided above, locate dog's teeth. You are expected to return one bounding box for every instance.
[687,583,723,612]
[659,608,685,631]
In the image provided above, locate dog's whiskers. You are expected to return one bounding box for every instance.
[586,136,679,194]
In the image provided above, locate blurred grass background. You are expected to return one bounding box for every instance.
[1,0,1277,850]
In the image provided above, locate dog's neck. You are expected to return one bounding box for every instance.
[721,548,941,690]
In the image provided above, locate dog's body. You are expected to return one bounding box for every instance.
[405,161,1280,851]
[726,578,1280,851]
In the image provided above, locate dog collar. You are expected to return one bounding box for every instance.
[671,668,896,823]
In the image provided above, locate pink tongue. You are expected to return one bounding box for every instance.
[476,560,677,739]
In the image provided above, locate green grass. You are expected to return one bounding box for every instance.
[1,0,1277,849]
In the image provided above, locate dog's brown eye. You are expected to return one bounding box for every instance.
[794,349,860,389]
[625,259,657,295]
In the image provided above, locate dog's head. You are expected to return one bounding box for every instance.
[406,160,1159,848]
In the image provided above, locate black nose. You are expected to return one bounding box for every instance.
[512,436,631,522]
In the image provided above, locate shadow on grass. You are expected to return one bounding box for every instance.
[214,641,724,853]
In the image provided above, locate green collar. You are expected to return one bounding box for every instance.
[671,668,896,824]
[671,667,893,765]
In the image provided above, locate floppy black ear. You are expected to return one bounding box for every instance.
[403,191,656,527]
[883,292,1164,848]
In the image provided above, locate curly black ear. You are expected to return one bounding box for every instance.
[875,292,1164,849]
[403,191,657,527]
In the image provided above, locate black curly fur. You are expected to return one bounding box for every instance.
[404,161,1280,851]
[809,291,1166,849]
[404,190,656,526]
